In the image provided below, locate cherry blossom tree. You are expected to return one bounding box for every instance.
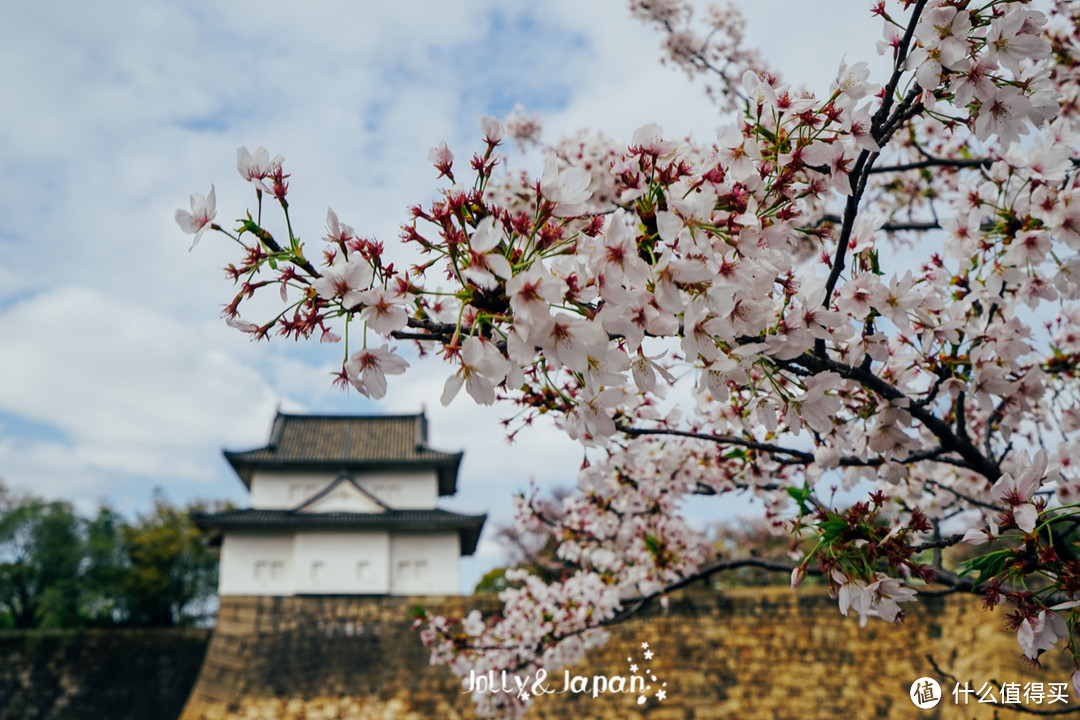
[180,0,1080,715]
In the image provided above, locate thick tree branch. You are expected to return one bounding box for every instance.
[607,557,813,626]
[818,212,941,232]
[867,157,992,174]
[615,422,814,462]
[872,0,930,130]
[785,352,1002,482]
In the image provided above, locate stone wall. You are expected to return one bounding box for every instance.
[0,627,210,720]
[179,588,1080,720]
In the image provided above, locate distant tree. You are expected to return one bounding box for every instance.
[475,487,584,594]
[81,505,131,626]
[121,492,220,627]
[0,484,83,628]
[0,482,221,629]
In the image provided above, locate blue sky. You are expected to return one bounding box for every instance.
[0,1,885,590]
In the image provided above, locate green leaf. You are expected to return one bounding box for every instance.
[820,519,850,543]
[786,485,812,515]
[957,549,1012,587]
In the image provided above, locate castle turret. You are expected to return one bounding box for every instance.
[195,412,485,596]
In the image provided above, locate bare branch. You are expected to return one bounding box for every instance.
[867,157,992,174]
[786,351,1002,482]
[616,422,814,462]
[872,0,931,130]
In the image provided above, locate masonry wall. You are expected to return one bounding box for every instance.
[0,627,210,720]
[179,587,1080,720]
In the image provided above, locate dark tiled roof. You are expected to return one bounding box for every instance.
[224,413,463,495]
[194,508,486,555]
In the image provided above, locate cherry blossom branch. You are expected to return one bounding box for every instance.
[820,83,923,313]
[786,352,1003,482]
[872,0,930,130]
[912,533,965,552]
[820,212,941,232]
[925,479,1002,513]
[867,157,992,174]
[879,220,941,231]
[615,422,814,462]
[242,223,321,279]
[619,421,977,483]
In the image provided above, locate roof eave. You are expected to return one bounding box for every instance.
[459,514,487,556]
[222,451,256,489]
[436,453,464,496]
[223,455,461,475]
[192,510,487,535]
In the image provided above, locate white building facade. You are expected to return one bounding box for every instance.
[196,413,486,597]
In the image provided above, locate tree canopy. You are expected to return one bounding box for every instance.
[0,483,220,629]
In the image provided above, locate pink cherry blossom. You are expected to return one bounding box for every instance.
[1017,611,1068,660]
[236,146,283,193]
[478,116,504,145]
[324,208,356,244]
[357,286,408,335]
[442,336,511,406]
[427,142,454,180]
[506,264,564,332]
[504,104,543,151]
[310,254,373,309]
[831,59,874,101]
[984,8,1050,75]
[539,156,592,217]
[973,86,1034,144]
[174,185,216,249]
[461,216,513,290]
[344,344,408,399]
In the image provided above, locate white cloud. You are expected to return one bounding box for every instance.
[0,286,280,507]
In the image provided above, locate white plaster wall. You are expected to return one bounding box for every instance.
[355,470,439,509]
[389,532,460,595]
[293,531,390,594]
[249,472,332,509]
[249,469,439,509]
[220,529,462,596]
[219,533,295,596]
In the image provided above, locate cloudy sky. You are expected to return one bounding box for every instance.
[0,1,885,589]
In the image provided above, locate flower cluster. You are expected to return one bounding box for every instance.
[180,1,1080,715]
